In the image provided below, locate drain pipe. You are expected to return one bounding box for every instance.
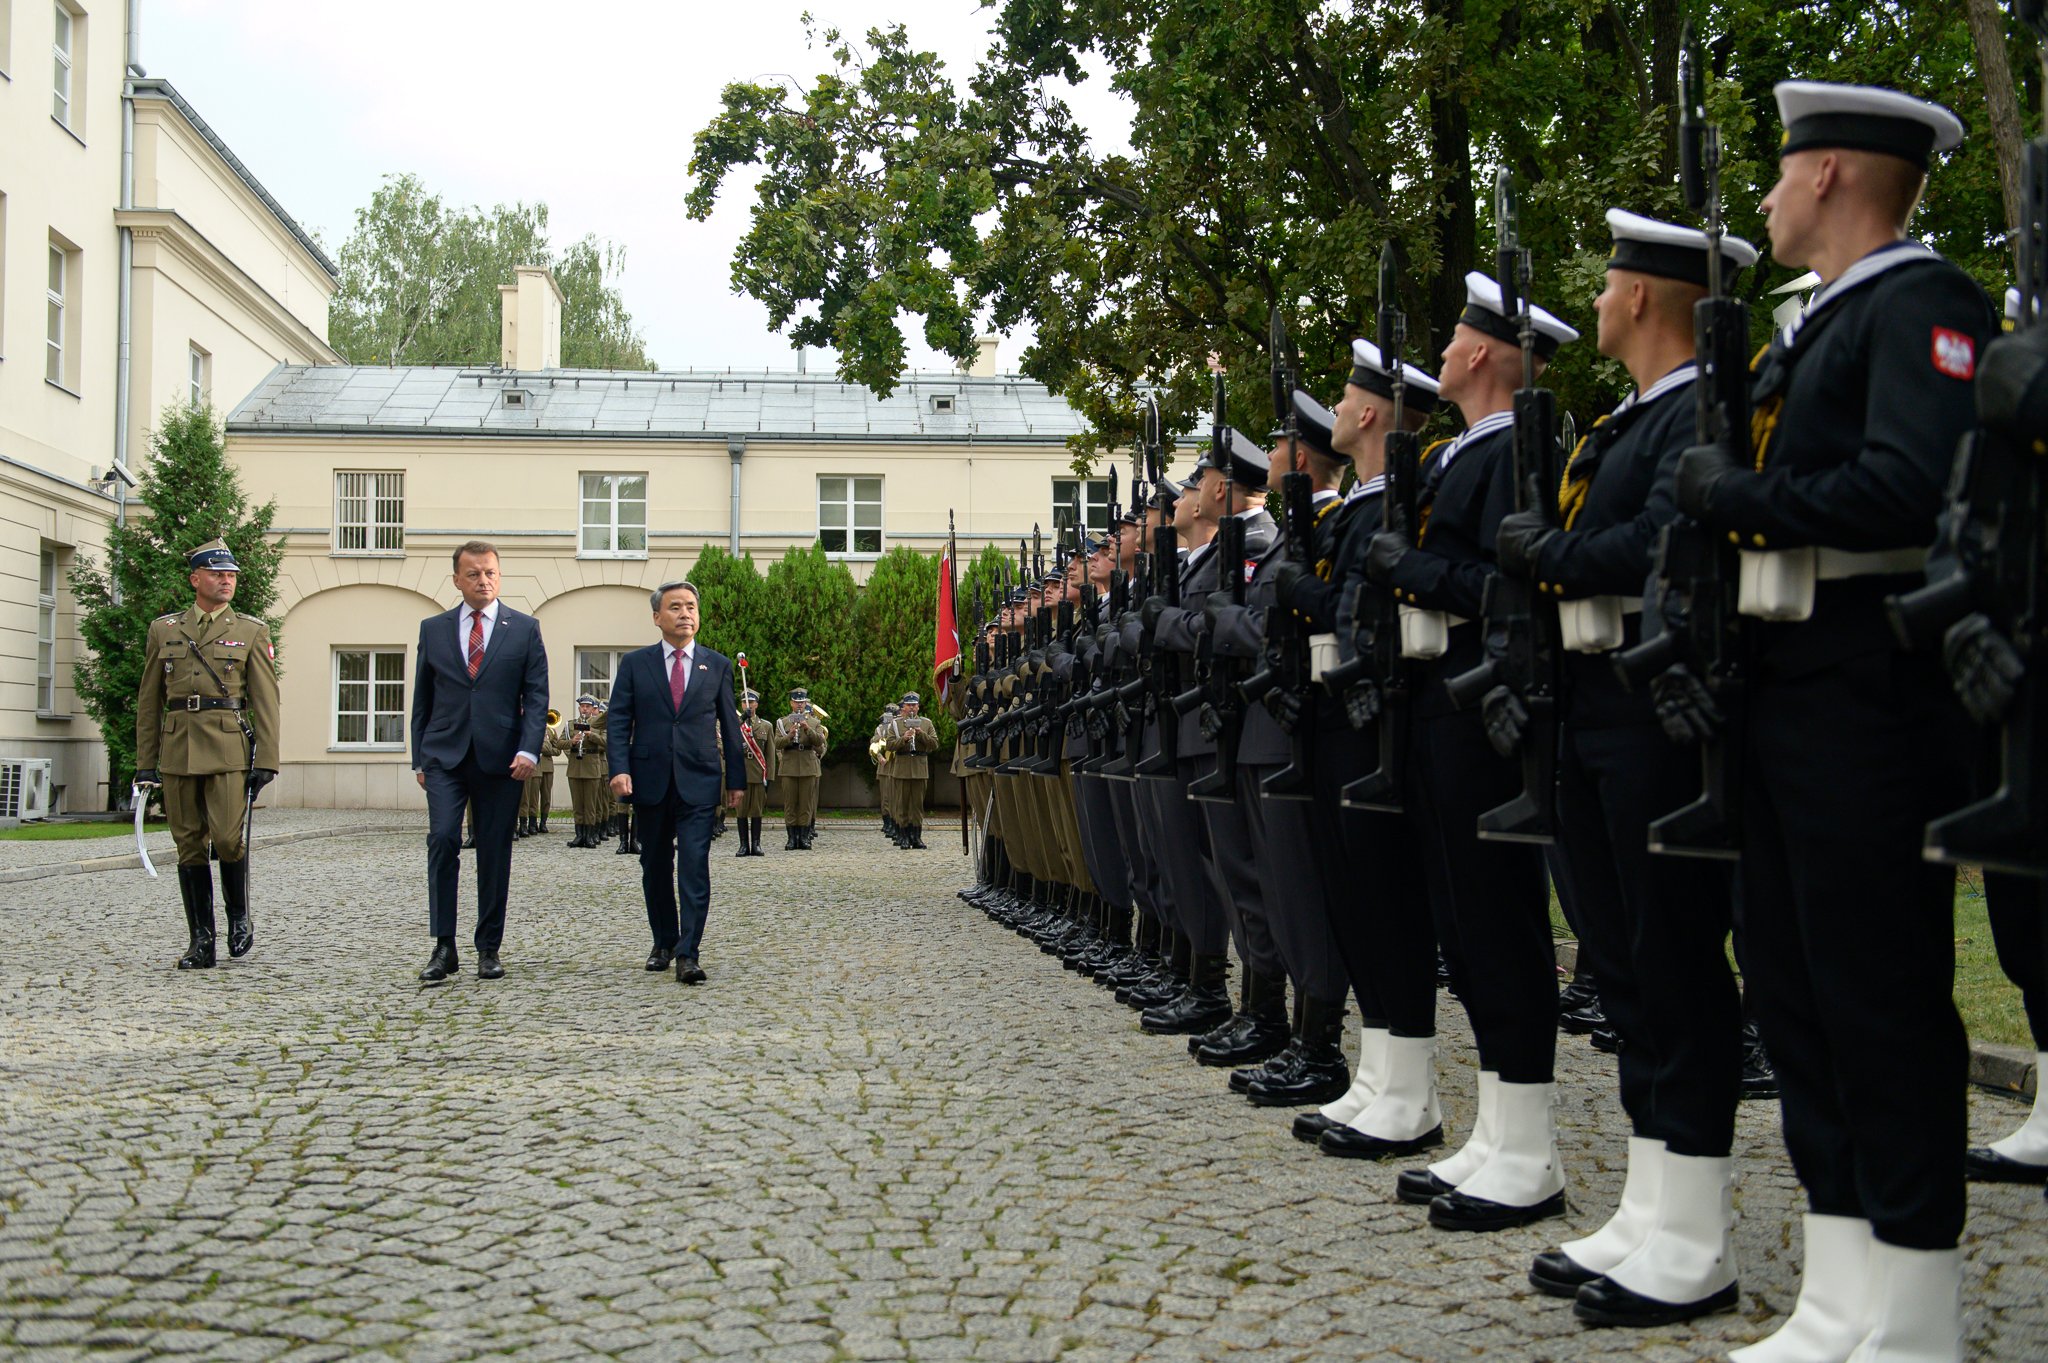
[113,0,145,604]
[726,435,746,555]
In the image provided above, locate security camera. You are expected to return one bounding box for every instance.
[107,461,139,490]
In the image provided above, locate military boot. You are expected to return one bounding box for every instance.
[615,812,635,854]
[736,817,753,857]
[1247,995,1352,1107]
[1120,926,1185,1008]
[568,822,587,848]
[908,825,927,850]
[1141,952,1232,1035]
[219,857,254,958]
[785,824,799,850]
[1194,970,1292,1066]
[175,864,217,970]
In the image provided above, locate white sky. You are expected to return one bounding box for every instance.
[147,0,1133,375]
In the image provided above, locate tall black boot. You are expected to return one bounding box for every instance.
[1121,924,1184,1007]
[785,823,798,850]
[908,824,927,850]
[175,865,217,970]
[735,815,752,856]
[568,821,587,848]
[219,857,253,958]
[1195,969,1292,1066]
[1141,951,1231,1034]
[616,811,636,854]
[1246,994,1352,1107]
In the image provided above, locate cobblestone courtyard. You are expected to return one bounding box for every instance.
[2,818,2043,1362]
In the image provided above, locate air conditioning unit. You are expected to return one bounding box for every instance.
[0,758,54,826]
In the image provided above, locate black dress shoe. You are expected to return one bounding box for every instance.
[1573,1275,1740,1328]
[1139,987,1232,1036]
[1966,1146,2048,1184]
[1195,1015,1292,1068]
[1317,1123,1445,1161]
[1590,1028,1624,1054]
[1247,1055,1351,1108]
[676,956,707,985]
[1528,1249,1606,1298]
[646,947,674,972]
[1395,1168,1453,1205]
[1740,1026,1780,1100]
[1427,1187,1567,1232]
[476,953,504,980]
[419,940,459,984]
[1293,1112,1343,1144]
[1231,1043,1301,1094]
[1560,1001,1608,1034]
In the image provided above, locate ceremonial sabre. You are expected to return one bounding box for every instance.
[734,651,770,776]
[132,785,158,878]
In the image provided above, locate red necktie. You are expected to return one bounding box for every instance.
[467,609,484,677]
[669,648,688,709]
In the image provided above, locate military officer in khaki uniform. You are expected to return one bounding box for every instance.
[518,710,562,838]
[774,688,829,849]
[134,538,281,970]
[564,695,608,847]
[734,689,775,856]
[886,692,940,849]
[873,702,903,842]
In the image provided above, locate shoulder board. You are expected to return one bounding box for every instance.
[156,612,181,622]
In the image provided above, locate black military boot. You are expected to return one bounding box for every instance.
[1120,926,1184,1007]
[1194,970,1292,1067]
[616,811,635,854]
[538,808,552,834]
[1247,995,1352,1107]
[219,857,253,958]
[735,817,752,856]
[1559,970,1606,1034]
[567,822,585,848]
[174,864,217,969]
[1099,913,1155,988]
[908,824,927,850]
[1739,1020,1779,1099]
[1141,952,1232,1035]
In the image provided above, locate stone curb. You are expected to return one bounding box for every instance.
[1554,940,2035,1102]
[0,823,420,885]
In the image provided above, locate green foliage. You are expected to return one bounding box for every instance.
[329,172,655,370]
[849,546,951,750]
[689,2,2038,441]
[756,546,863,759]
[69,405,285,801]
[685,544,769,690]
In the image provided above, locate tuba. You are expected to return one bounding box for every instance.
[546,707,562,727]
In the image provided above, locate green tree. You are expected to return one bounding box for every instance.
[70,405,286,803]
[848,546,949,752]
[329,172,656,370]
[684,544,770,701]
[757,546,862,760]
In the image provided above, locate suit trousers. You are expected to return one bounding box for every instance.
[1106,779,1164,926]
[1073,772,1131,909]
[424,750,522,950]
[638,793,715,958]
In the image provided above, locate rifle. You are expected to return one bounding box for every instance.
[1187,363,1244,804]
[1882,0,2048,875]
[1442,168,1563,843]
[1249,306,1315,800]
[1611,28,1748,860]
[1134,399,1183,780]
[1337,241,1419,811]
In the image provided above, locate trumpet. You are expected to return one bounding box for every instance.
[546,707,562,727]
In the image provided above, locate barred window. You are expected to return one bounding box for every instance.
[332,649,406,747]
[334,471,404,553]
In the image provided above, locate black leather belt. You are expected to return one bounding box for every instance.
[179,695,244,712]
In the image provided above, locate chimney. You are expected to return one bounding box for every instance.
[967,334,1000,378]
[499,265,565,371]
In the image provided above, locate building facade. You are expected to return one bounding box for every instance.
[225,274,1109,809]
[1,0,338,812]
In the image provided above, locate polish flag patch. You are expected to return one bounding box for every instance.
[1931,327,1976,380]
[1244,559,1258,584]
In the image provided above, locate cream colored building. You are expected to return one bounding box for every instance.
[225,272,1112,809]
[0,0,340,813]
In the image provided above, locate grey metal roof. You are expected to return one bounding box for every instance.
[225,366,1097,443]
[131,79,340,281]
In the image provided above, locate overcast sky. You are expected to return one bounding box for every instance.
[147,0,1133,375]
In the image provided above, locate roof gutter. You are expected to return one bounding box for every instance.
[727,435,745,556]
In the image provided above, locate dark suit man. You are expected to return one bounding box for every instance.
[410,541,549,983]
[608,580,746,983]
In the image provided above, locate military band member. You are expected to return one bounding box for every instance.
[889,693,940,849]
[775,688,828,848]
[734,689,775,856]
[564,695,608,847]
[1673,83,1994,1362]
[518,714,562,838]
[874,702,903,842]
[134,538,281,969]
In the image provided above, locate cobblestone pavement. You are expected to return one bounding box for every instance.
[1,818,2042,1362]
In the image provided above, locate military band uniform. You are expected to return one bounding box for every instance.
[888,697,940,848]
[775,696,828,848]
[564,705,608,846]
[520,723,561,834]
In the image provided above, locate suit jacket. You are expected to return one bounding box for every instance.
[410,604,549,776]
[606,642,747,807]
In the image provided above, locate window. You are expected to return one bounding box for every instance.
[579,472,647,556]
[1052,478,1110,536]
[334,471,404,553]
[818,475,882,555]
[45,242,64,384]
[36,550,59,713]
[575,648,632,707]
[332,649,406,747]
[51,4,72,127]
[187,344,210,406]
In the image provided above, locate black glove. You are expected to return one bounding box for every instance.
[1944,613,2025,726]
[1140,595,1168,632]
[1675,442,1743,520]
[1364,532,1409,585]
[1343,679,1382,730]
[1197,702,1226,743]
[1494,510,1557,581]
[1480,684,1529,758]
[133,769,161,789]
[1263,685,1303,733]
[1651,664,1724,746]
[1272,559,1311,611]
[1202,594,1229,631]
[248,768,277,795]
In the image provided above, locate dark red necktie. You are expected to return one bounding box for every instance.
[467,609,484,677]
[669,648,688,708]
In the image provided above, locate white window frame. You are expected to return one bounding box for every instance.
[45,242,65,386]
[1052,478,1110,537]
[187,343,210,407]
[333,470,405,555]
[330,648,408,750]
[36,550,59,713]
[817,474,884,558]
[574,648,633,707]
[578,472,648,558]
[51,3,72,128]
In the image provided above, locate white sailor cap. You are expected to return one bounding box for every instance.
[1347,339,1442,414]
[1458,271,1581,359]
[1194,427,1272,489]
[1605,209,1760,288]
[1286,390,1341,460]
[1775,81,1964,169]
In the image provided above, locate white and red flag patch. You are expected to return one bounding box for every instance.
[1931,327,1976,381]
